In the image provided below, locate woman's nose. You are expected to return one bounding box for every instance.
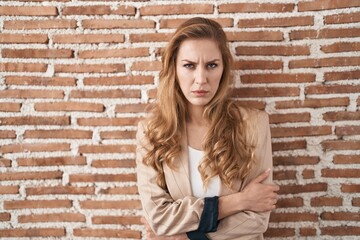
[194,67,207,85]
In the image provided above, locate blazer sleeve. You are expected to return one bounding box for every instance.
[207,111,273,240]
[136,121,206,236]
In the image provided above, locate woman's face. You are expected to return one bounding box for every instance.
[176,38,224,108]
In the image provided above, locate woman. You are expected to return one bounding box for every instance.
[136,17,279,240]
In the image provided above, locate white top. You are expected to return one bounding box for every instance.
[188,146,220,198]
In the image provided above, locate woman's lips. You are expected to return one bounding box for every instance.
[192,90,209,96]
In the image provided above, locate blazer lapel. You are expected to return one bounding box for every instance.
[163,127,192,200]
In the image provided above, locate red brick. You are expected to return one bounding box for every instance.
[19,213,86,223]
[0,185,19,194]
[91,159,135,168]
[78,118,140,127]
[0,143,70,153]
[84,76,153,85]
[0,116,69,126]
[276,97,349,109]
[0,6,57,16]
[342,184,360,193]
[0,158,11,167]
[100,130,136,139]
[99,186,138,195]
[323,111,360,121]
[17,156,86,166]
[272,140,307,151]
[236,46,310,56]
[322,168,360,178]
[160,18,233,29]
[289,57,360,68]
[5,76,76,86]
[302,169,315,179]
[112,5,136,14]
[0,228,65,237]
[300,228,317,236]
[70,90,139,99]
[35,102,104,112]
[140,4,213,15]
[0,90,64,99]
[53,34,124,44]
[233,87,299,98]
[290,28,360,40]
[325,70,360,81]
[55,64,124,73]
[0,130,16,139]
[298,0,360,11]
[83,19,154,29]
[26,186,93,196]
[353,198,360,206]
[0,103,21,112]
[226,31,283,42]
[234,60,283,70]
[322,140,360,150]
[270,212,318,222]
[0,62,47,72]
[321,226,360,236]
[306,85,360,95]
[311,197,342,206]
[115,104,148,113]
[321,42,360,53]
[130,33,172,43]
[336,125,360,136]
[264,228,295,238]
[273,156,320,166]
[70,173,136,183]
[334,155,360,164]
[238,16,313,28]
[274,170,296,180]
[2,49,73,58]
[4,19,76,30]
[4,200,71,209]
[73,228,141,239]
[321,212,360,221]
[276,197,303,208]
[0,212,11,221]
[271,126,332,138]
[63,5,109,15]
[0,34,48,43]
[132,61,162,71]
[78,144,135,153]
[278,183,327,195]
[79,48,149,58]
[269,113,311,123]
[24,129,92,139]
[147,88,156,99]
[79,200,141,209]
[219,3,294,13]
[325,12,360,24]
[92,216,141,225]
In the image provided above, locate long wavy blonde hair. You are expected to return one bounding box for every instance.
[143,17,257,191]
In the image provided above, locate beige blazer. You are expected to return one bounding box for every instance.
[136,107,273,240]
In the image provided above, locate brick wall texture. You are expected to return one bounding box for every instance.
[0,0,359,239]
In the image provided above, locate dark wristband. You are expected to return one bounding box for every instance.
[186,196,219,239]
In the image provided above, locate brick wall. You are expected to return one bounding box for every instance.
[0,0,359,239]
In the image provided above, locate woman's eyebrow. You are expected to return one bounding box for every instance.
[181,59,220,63]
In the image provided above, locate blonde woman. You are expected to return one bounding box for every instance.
[136,17,279,240]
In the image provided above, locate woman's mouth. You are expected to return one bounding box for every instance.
[192,90,209,96]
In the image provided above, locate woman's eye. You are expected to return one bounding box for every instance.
[183,64,194,69]
[208,63,217,68]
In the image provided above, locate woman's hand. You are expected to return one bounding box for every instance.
[141,217,189,240]
[241,169,279,212]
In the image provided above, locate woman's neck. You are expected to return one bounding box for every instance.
[187,105,206,126]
